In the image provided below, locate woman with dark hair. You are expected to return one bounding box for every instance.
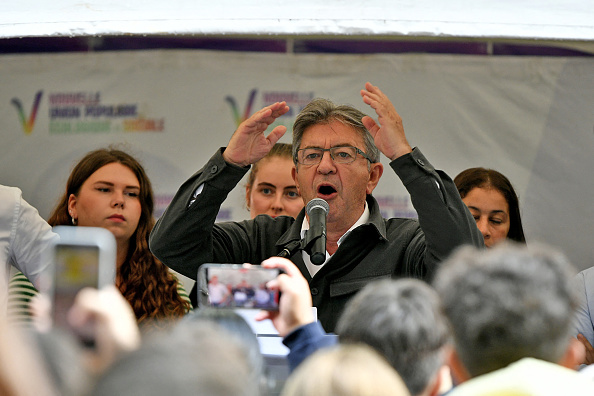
[8,147,191,328]
[454,167,526,247]
[48,147,191,326]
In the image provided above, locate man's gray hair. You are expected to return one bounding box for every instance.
[292,98,380,165]
[433,242,578,378]
[336,279,450,396]
[92,322,257,396]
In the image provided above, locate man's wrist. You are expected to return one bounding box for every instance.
[283,321,322,346]
[283,315,315,337]
[222,150,249,168]
[388,144,413,161]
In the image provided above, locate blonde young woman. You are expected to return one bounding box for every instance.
[245,143,303,219]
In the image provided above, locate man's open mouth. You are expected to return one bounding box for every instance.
[318,185,337,196]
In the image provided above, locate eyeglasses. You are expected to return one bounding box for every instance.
[296,146,372,165]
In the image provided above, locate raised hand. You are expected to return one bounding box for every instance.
[360,82,412,161]
[223,102,290,167]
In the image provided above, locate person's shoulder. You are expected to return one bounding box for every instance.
[576,266,594,282]
[0,185,22,221]
[448,358,594,395]
[0,185,21,201]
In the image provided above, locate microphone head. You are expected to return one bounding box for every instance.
[306,198,329,215]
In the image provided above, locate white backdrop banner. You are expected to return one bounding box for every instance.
[1,50,593,270]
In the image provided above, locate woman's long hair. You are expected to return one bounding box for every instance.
[454,167,526,244]
[48,147,191,326]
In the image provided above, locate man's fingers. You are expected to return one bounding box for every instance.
[362,116,378,136]
[265,278,280,291]
[365,81,378,92]
[262,257,301,277]
[579,334,594,352]
[270,102,290,118]
[243,102,288,131]
[241,108,271,129]
[365,82,387,99]
[257,102,289,123]
[254,310,274,322]
[265,125,287,146]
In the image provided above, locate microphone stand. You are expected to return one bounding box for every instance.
[301,230,322,257]
[277,231,325,260]
[302,228,326,265]
[277,240,302,258]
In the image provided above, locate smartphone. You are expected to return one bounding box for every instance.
[197,264,280,310]
[46,226,116,346]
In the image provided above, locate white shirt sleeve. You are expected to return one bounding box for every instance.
[574,268,594,345]
[188,184,205,207]
[0,186,58,288]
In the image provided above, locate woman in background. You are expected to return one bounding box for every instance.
[245,143,303,219]
[4,148,192,328]
[47,147,191,327]
[454,167,526,247]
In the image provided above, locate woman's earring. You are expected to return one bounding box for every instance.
[69,211,77,225]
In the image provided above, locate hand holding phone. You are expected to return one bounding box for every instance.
[255,257,315,337]
[68,286,141,373]
[46,226,116,346]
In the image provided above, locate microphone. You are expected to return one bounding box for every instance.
[303,198,329,265]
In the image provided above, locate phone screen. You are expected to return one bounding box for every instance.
[52,244,100,343]
[202,266,280,310]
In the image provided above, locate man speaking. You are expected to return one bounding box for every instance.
[149,82,483,332]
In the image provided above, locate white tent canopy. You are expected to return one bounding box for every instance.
[2,0,593,41]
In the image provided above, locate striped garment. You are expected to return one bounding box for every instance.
[172,273,192,310]
[7,271,38,327]
[7,270,192,326]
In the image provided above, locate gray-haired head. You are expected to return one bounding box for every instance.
[291,98,380,166]
[180,308,265,385]
[433,242,578,378]
[92,321,257,396]
[336,278,450,396]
